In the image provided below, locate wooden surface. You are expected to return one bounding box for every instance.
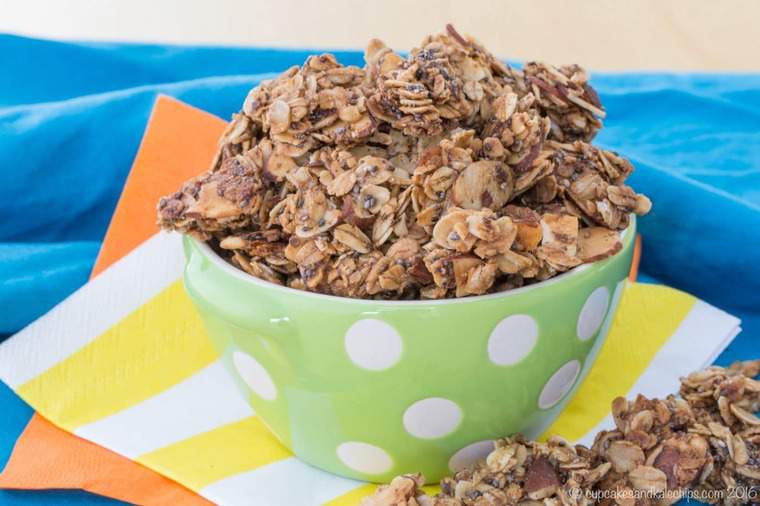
[1,0,758,71]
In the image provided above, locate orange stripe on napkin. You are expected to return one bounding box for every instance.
[0,95,225,506]
[92,95,225,277]
[0,415,209,506]
[629,235,642,282]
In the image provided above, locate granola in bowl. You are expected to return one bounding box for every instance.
[158,25,651,300]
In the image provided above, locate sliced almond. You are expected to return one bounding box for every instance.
[358,184,391,215]
[451,161,513,210]
[219,236,246,250]
[425,166,457,198]
[473,217,516,258]
[360,474,424,506]
[538,213,580,270]
[326,170,357,197]
[386,238,419,260]
[186,182,240,220]
[611,397,629,430]
[717,396,734,426]
[264,153,297,182]
[295,209,340,238]
[450,256,482,294]
[486,445,516,473]
[630,410,655,433]
[731,435,749,465]
[736,464,760,480]
[459,261,497,296]
[372,206,395,246]
[249,261,283,285]
[333,224,371,254]
[540,213,579,254]
[432,209,476,252]
[730,404,760,425]
[577,227,622,262]
[628,465,667,493]
[410,200,436,227]
[267,99,291,134]
[606,440,645,473]
[494,250,534,275]
[356,156,394,185]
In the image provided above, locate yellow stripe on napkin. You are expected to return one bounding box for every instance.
[17,280,218,429]
[139,416,291,490]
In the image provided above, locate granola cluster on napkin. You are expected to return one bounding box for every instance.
[362,361,760,506]
[158,25,651,299]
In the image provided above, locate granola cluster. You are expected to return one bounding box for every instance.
[362,361,760,506]
[157,25,651,299]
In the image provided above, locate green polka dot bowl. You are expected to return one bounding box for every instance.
[182,218,634,483]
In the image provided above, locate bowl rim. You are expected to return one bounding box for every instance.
[187,216,635,306]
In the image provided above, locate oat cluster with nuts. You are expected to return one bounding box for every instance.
[361,360,760,506]
[157,25,651,299]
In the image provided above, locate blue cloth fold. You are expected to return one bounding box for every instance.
[0,34,758,505]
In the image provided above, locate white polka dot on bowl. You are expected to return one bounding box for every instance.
[232,350,277,401]
[487,314,538,366]
[336,441,393,475]
[577,286,610,341]
[403,397,462,439]
[538,360,581,409]
[344,319,403,371]
[448,440,495,472]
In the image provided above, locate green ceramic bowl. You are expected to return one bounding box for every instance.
[182,218,635,483]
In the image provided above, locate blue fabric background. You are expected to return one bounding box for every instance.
[0,34,758,505]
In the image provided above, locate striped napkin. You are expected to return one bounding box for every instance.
[0,97,741,506]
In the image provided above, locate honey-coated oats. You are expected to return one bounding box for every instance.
[157,25,651,299]
[362,361,760,506]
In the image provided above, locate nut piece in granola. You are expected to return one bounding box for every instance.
[360,474,428,506]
